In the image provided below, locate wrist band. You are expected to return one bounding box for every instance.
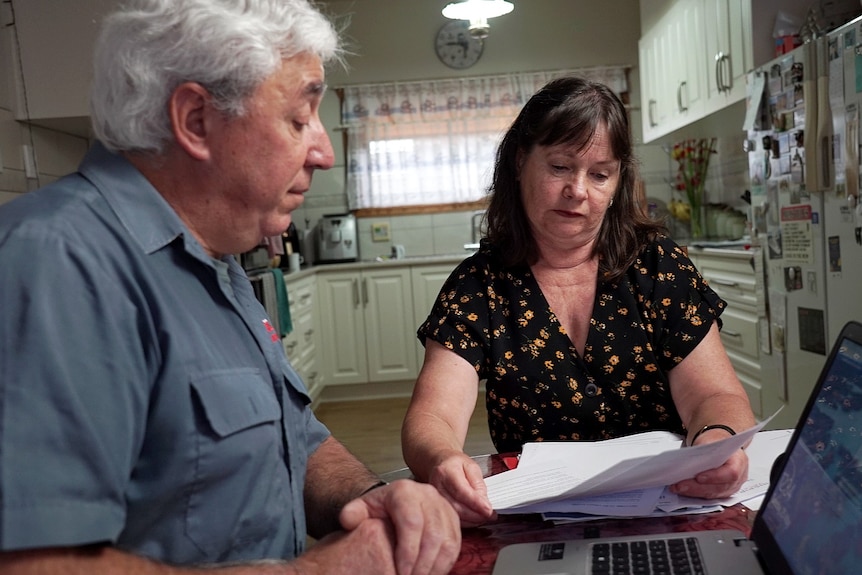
[360,480,388,496]
[688,424,736,446]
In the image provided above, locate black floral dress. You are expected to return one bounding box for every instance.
[417,236,726,453]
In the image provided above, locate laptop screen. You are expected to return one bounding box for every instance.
[755,329,862,574]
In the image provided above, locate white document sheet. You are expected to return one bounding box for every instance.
[486,413,779,513]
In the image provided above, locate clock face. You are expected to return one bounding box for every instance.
[435,20,484,69]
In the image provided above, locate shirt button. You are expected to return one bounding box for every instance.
[585,383,598,397]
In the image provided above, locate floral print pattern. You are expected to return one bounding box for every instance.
[418,236,725,453]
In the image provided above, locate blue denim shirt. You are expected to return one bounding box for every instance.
[0,143,329,564]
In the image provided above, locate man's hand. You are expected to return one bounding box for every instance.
[339,479,461,575]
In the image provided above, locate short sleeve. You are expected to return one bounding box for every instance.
[417,257,494,375]
[0,229,146,549]
[631,238,726,373]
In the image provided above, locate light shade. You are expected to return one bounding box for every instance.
[442,0,514,21]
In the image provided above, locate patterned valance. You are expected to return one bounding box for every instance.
[340,66,629,126]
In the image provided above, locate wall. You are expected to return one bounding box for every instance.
[303,0,648,259]
[3,0,745,256]
[0,0,89,206]
[310,0,750,257]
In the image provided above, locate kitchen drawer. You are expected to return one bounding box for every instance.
[286,275,315,316]
[291,352,322,400]
[283,308,315,366]
[736,368,763,418]
[697,260,757,308]
[283,273,318,374]
[718,306,759,364]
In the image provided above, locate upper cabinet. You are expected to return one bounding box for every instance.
[9,0,110,134]
[639,0,815,143]
[638,0,705,140]
[703,0,752,108]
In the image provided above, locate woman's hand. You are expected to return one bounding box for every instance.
[669,445,749,499]
[426,451,497,526]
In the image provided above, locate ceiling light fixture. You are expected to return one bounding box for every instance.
[441,0,513,39]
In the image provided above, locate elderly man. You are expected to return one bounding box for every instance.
[0,1,459,574]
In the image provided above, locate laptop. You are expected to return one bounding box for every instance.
[492,320,862,575]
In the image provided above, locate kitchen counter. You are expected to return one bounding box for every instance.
[299,253,470,274]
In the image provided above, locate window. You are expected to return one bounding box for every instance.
[340,68,629,211]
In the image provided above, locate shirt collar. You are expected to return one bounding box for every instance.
[79,141,209,260]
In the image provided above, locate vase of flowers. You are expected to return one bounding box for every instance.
[672,138,716,239]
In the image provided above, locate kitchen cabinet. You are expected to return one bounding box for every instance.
[282,272,323,400]
[639,0,706,142]
[410,263,458,368]
[688,247,764,418]
[639,23,668,139]
[639,0,812,143]
[316,267,418,387]
[703,0,752,109]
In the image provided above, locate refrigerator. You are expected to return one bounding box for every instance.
[744,16,862,429]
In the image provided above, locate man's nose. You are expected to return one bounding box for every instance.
[308,122,335,170]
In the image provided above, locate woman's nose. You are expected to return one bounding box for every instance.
[563,172,588,199]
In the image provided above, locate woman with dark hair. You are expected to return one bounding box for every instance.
[402,76,755,526]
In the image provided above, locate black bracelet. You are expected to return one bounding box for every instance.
[688,424,736,446]
[360,480,388,496]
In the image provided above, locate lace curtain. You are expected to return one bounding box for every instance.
[341,67,628,210]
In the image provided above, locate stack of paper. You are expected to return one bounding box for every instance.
[484,421,792,522]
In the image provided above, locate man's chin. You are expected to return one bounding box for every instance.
[264,215,294,237]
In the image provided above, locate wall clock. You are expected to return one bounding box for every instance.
[435,20,484,69]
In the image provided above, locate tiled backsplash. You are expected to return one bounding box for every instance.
[1,114,748,258]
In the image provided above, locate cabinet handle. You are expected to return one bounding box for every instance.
[361,277,368,306]
[648,99,657,127]
[721,53,732,92]
[715,52,727,93]
[711,278,739,287]
[714,52,722,92]
[286,341,298,353]
[722,329,742,338]
[714,52,733,93]
[304,329,314,341]
[352,278,359,307]
[677,81,687,113]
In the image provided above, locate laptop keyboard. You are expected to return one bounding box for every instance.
[590,537,705,574]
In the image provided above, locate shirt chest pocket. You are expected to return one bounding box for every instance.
[186,369,288,561]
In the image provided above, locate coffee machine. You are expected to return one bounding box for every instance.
[316,213,358,263]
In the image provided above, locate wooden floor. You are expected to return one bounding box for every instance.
[314,393,495,475]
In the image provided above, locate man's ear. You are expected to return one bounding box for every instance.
[169,82,212,161]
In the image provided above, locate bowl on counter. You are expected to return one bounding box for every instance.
[706,204,747,240]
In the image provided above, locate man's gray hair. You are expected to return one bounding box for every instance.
[90,0,340,154]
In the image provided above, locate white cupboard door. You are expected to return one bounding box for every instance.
[639,24,672,141]
[363,268,417,382]
[704,0,751,108]
[410,264,458,369]
[669,0,706,122]
[317,271,368,386]
[639,27,661,141]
